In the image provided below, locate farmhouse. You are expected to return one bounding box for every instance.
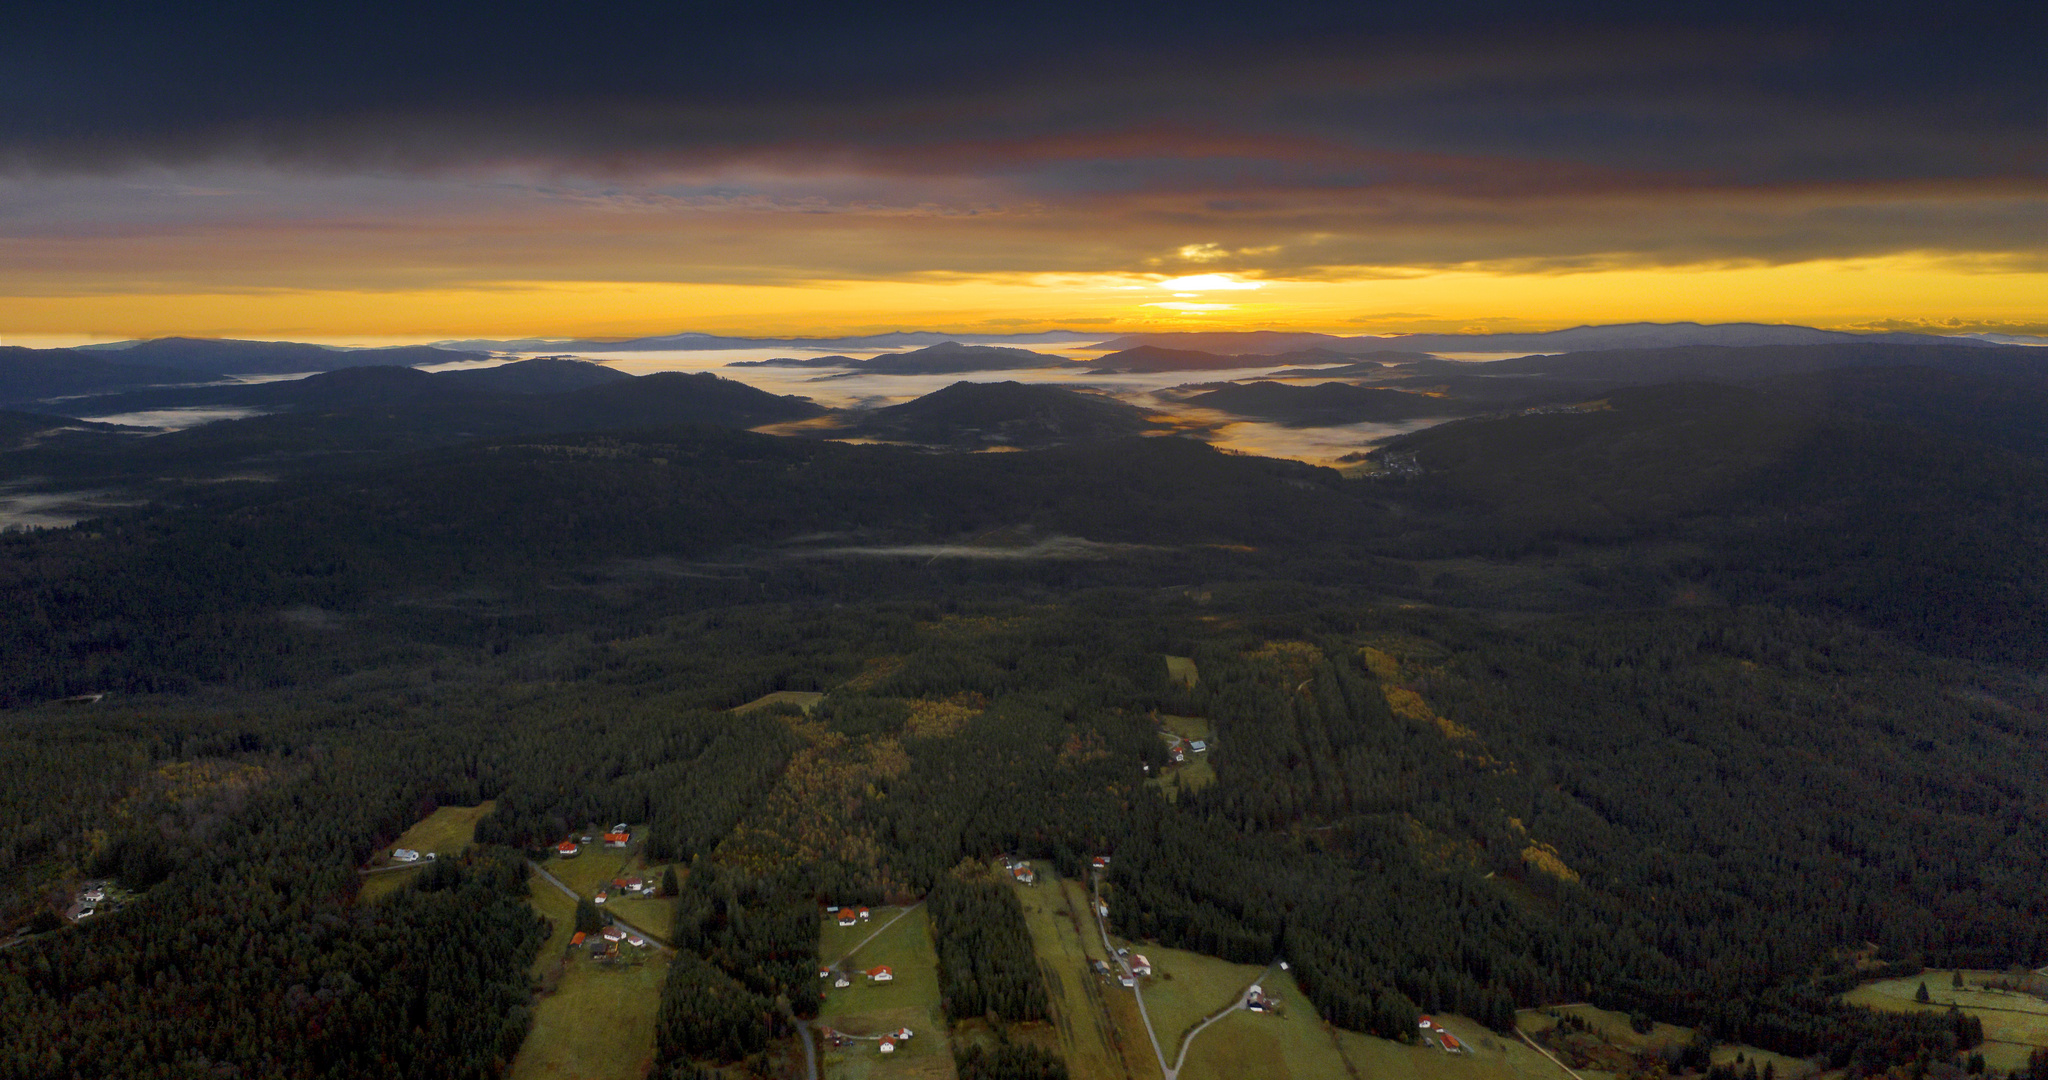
[858,906,871,921]
[1130,954,1152,976]
[1440,1032,1465,1053]
[866,965,894,982]
[556,840,578,857]
[1011,864,1037,885]
[392,848,420,863]
[603,831,630,848]
[837,910,858,926]
[878,1038,897,1054]
[1091,855,1111,870]
[602,927,625,942]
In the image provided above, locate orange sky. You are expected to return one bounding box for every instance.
[6,255,2047,347]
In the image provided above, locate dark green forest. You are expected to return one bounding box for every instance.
[3,349,2047,1078]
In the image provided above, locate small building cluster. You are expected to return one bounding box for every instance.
[390,848,436,863]
[603,824,631,848]
[64,881,120,923]
[998,855,1036,885]
[1245,983,1281,1013]
[829,904,872,927]
[818,1025,914,1054]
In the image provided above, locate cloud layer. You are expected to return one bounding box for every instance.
[4,1,2044,334]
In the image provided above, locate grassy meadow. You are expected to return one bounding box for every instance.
[508,948,669,1080]
[1009,868,1144,1080]
[356,801,496,903]
[1133,946,1266,1052]
[1175,970,1355,1080]
[509,867,669,1080]
[1845,972,2048,1073]
[818,906,953,1080]
[1163,656,1199,688]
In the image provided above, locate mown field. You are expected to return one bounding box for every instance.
[1845,972,2048,1073]
[1009,867,1140,1080]
[1336,1011,1573,1080]
[819,906,954,1080]
[1163,656,1199,688]
[356,801,495,903]
[1133,946,1266,1053]
[1175,969,1354,1080]
[511,869,670,1080]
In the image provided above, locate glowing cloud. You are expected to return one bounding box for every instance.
[1156,274,1265,292]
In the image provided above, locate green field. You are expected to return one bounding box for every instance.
[356,801,497,904]
[1845,972,2048,1073]
[509,948,669,1080]
[1155,714,1212,742]
[1334,1017,1572,1080]
[1134,946,1266,1052]
[1163,657,1199,688]
[1176,970,1356,1080]
[732,690,827,714]
[818,906,953,1080]
[394,801,496,856]
[527,873,583,978]
[1517,1005,1815,1080]
[1010,868,1138,1080]
[544,843,635,897]
[510,869,670,1080]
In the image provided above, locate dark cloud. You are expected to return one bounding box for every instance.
[7,1,2043,191]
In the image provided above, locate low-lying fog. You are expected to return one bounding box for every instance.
[457,343,1460,466]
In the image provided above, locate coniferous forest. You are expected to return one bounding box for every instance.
[1,355,2047,1078]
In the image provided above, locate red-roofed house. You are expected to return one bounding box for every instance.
[1440,1033,1464,1053]
[556,841,579,857]
[603,832,630,848]
[866,966,893,982]
[570,931,587,946]
[837,910,858,926]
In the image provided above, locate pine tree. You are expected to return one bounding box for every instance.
[576,896,603,934]
[1916,981,1932,1004]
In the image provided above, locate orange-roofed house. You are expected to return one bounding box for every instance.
[603,831,630,848]
[866,966,893,982]
[1440,1033,1464,1052]
[556,841,578,857]
[570,931,587,946]
[837,910,858,926]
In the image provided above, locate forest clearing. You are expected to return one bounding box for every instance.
[356,801,494,903]
[509,870,668,1080]
[819,906,952,1080]
[1845,973,2048,1072]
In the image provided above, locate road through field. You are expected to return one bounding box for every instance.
[527,860,673,953]
[1087,876,1270,1080]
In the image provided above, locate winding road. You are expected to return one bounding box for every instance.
[1087,873,1272,1080]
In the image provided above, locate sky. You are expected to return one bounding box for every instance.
[4,1,2045,344]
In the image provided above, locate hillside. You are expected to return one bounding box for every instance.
[834,380,1163,446]
[733,341,1082,374]
[0,346,208,404]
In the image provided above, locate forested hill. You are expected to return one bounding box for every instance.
[2,347,2047,1077]
[830,380,1165,446]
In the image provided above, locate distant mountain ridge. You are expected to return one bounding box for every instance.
[434,329,1108,353]
[1090,322,2027,356]
[729,341,1082,375]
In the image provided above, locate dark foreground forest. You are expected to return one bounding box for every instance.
[2,353,2046,1079]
